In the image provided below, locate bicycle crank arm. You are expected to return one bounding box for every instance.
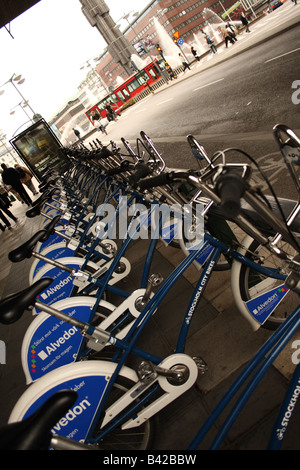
[101,354,198,429]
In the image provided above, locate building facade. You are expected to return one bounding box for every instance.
[92,0,241,89]
[51,0,248,143]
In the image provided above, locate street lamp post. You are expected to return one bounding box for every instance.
[0,74,36,117]
[10,100,33,123]
[80,59,110,95]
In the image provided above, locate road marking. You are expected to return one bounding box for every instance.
[193,78,224,91]
[265,48,300,63]
[156,98,173,106]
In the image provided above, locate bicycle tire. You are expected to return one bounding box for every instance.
[232,235,299,330]
[91,374,156,450]
[9,361,155,450]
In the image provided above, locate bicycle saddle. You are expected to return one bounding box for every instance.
[0,277,53,325]
[0,390,77,450]
[39,177,60,193]
[26,205,41,217]
[8,230,48,262]
[32,187,58,207]
[42,214,62,238]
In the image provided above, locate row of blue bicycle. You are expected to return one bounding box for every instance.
[0,124,300,450]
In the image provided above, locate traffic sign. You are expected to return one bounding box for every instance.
[173,31,180,39]
[177,38,184,45]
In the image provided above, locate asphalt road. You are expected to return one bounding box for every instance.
[121,24,300,140]
[89,4,300,199]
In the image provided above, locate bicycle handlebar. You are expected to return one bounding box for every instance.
[106,160,132,176]
[215,172,247,218]
[138,171,175,190]
[128,162,152,186]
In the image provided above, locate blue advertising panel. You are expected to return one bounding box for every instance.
[246,283,289,325]
[23,374,109,444]
[25,303,93,381]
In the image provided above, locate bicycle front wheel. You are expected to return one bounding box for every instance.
[9,361,155,451]
[91,375,156,450]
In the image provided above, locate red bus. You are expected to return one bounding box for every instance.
[86,61,163,125]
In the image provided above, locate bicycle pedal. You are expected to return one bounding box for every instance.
[136,361,157,384]
[193,356,208,375]
[148,273,164,287]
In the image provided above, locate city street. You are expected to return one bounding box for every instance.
[91,1,300,198]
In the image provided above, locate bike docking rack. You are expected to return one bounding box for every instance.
[0,125,300,450]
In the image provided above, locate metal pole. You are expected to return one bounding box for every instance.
[10,75,36,116]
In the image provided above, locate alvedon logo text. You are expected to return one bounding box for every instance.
[52,399,92,431]
[40,276,73,299]
[37,327,77,359]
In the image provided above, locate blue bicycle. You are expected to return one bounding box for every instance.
[1,124,299,450]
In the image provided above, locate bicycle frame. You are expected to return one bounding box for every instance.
[7,126,300,449]
[188,302,300,450]
[16,221,292,437]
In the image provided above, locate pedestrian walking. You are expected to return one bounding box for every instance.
[204,34,217,53]
[179,53,191,72]
[191,46,200,61]
[226,24,238,42]
[73,128,84,142]
[90,109,108,135]
[240,12,251,32]
[165,62,177,80]
[0,184,11,208]
[0,202,18,230]
[14,164,38,195]
[1,163,32,206]
[219,27,235,47]
[105,103,119,121]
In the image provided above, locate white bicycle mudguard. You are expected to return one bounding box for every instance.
[9,361,138,444]
[29,239,118,284]
[31,257,102,312]
[21,296,115,384]
[29,242,74,284]
[231,235,290,331]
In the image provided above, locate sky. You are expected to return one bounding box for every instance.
[0,0,150,141]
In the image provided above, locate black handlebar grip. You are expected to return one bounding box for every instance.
[138,172,174,190]
[97,147,113,159]
[128,162,152,186]
[106,160,131,176]
[215,173,246,218]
